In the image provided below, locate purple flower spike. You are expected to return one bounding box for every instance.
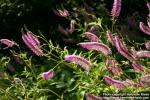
[79,42,112,56]
[147,2,150,10]
[22,33,43,56]
[106,59,122,76]
[64,55,92,70]
[53,8,69,17]
[84,32,100,42]
[132,61,144,73]
[139,22,150,35]
[104,76,126,89]
[139,75,150,87]
[114,36,135,61]
[106,31,116,45]
[136,50,150,58]
[124,79,139,88]
[0,39,15,48]
[27,31,40,46]
[111,0,122,21]
[145,41,150,50]
[86,93,104,100]
[42,70,55,80]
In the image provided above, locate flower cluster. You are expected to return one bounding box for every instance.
[22,31,44,56]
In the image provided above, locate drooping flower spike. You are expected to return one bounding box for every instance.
[131,61,144,73]
[42,70,55,80]
[106,31,116,45]
[139,22,150,35]
[104,76,126,89]
[114,36,135,61]
[147,2,150,10]
[64,55,92,71]
[22,31,43,56]
[79,42,112,56]
[136,50,150,58]
[111,0,122,21]
[26,31,40,46]
[53,8,69,17]
[0,39,16,48]
[139,75,150,87]
[84,32,100,42]
[124,79,139,88]
[106,59,122,76]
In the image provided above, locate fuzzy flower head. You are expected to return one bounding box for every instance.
[42,70,55,80]
[111,0,122,21]
[0,39,16,48]
[64,55,92,71]
[79,42,112,56]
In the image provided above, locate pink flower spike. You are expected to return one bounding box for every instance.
[84,32,100,42]
[22,34,43,56]
[53,8,69,17]
[106,59,122,76]
[145,41,150,50]
[139,75,150,87]
[0,39,15,48]
[114,36,135,61]
[131,61,144,73]
[104,76,126,89]
[64,55,92,71]
[79,42,112,56]
[124,79,139,88]
[111,0,122,21]
[139,22,150,35]
[136,50,150,58]
[106,31,116,45]
[27,31,40,46]
[42,70,55,80]
[147,2,150,10]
